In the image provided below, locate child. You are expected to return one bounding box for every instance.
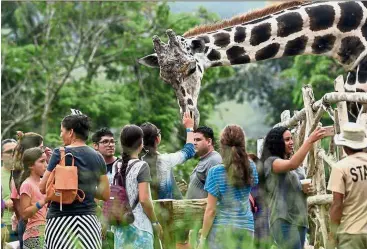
[19,147,48,249]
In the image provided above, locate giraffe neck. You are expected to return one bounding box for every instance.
[190,1,367,71]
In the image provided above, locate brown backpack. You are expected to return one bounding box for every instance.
[46,147,85,210]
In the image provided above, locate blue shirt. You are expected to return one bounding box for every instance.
[204,161,258,231]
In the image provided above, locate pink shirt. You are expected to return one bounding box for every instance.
[20,178,46,240]
[10,179,19,199]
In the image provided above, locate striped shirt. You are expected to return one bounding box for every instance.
[204,161,258,231]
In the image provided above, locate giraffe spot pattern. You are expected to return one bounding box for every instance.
[243,15,272,26]
[250,23,271,46]
[187,99,193,106]
[255,43,280,61]
[180,86,186,97]
[305,5,335,32]
[277,12,303,37]
[283,35,308,56]
[190,39,206,53]
[357,57,367,84]
[347,71,356,86]
[362,18,367,41]
[226,46,247,63]
[197,36,210,43]
[338,36,365,65]
[204,46,209,54]
[312,34,336,54]
[362,2,367,9]
[234,26,246,43]
[198,65,203,73]
[207,49,221,61]
[211,62,223,67]
[337,1,363,33]
[229,55,250,65]
[213,32,231,48]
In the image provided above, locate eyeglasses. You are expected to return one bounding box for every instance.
[2,149,14,155]
[98,140,117,146]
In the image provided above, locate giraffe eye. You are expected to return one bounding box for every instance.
[188,66,197,75]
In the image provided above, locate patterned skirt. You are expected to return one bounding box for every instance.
[44,215,102,249]
[113,224,153,249]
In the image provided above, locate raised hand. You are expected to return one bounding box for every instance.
[308,127,326,144]
[182,112,194,129]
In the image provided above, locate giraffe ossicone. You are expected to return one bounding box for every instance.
[139,0,367,127]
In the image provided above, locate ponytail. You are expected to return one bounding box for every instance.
[143,147,159,200]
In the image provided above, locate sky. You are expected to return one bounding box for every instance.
[168,1,266,19]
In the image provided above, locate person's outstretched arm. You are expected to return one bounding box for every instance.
[272,127,326,173]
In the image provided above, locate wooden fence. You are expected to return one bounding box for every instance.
[153,75,367,249]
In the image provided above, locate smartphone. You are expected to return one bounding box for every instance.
[323,126,335,137]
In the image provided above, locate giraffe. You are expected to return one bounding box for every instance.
[139,0,367,127]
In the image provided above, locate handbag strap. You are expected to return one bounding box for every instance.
[125,159,141,210]
[59,147,75,166]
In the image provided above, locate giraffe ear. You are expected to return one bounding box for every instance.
[138,53,159,68]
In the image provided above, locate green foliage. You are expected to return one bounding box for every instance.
[281,55,344,109]
[1,1,234,178]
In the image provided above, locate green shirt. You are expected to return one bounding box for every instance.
[264,156,308,228]
[1,167,12,225]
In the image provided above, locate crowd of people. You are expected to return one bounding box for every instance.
[1,110,367,249]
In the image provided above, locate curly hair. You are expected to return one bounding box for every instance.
[261,126,289,162]
[220,125,252,188]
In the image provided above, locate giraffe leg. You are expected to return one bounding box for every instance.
[344,57,367,121]
[356,56,367,92]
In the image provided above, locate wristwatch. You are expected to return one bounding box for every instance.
[186,127,194,132]
[152,221,160,226]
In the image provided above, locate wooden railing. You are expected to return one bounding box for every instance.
[153,75,367,249]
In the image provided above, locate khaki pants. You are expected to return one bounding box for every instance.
[337,233,367,249]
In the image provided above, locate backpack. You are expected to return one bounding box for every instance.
[102,159,140,226]
[46,147,85,211]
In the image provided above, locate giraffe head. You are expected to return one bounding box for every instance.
[139,30,207,129]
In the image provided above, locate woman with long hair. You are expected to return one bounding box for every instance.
[19,147,47,249]
[260,126,325,249]
[113,124,163,249]
[39,112,110,249]
[140,112,195,200]
[198,125,258,249]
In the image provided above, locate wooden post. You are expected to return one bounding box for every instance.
[334,76,348,159]
[153,199,206,248]
[302,85,316,177]
[302,85,329,248]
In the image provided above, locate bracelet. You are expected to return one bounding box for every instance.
[186,128,194,132]
[152,221,159,226]
[35,202,42,210]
